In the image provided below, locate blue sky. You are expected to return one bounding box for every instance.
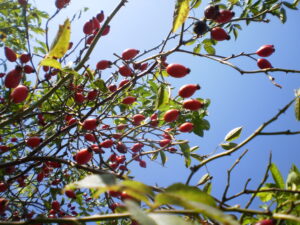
[35,0,300,221]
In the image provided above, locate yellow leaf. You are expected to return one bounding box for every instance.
[172,0,190,33]
[39,58,62,70]
[48,18,71,59]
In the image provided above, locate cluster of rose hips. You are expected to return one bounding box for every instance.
[256,44,275,69]
[193,4,235,41]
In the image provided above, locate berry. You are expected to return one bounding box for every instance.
[65,190,76,199]
[55,0,68,9]
[211,27,230,41]
[119,65,133,77]
[193,20,208,36]
[86,35,95,45]
[131,143,144,152]
[159,139,171,147]
[139,160,147,168]
[183,99,203,111]
[119,79,130,88]
[166,64,190,78]
[96,60,111,70]
[254,219,276,225]
[116,142,127,154]
[10,85,29,103]
[163,109,180,122]
[75,149,93,164]
[74,92,85,104]
[87,89,98,101]
[1,145,10,152]
[257,58,273,69]
[18,0,27,6]
[100,139,114,148]
[23,65,35,74]
[102,25,110,36]
[122,96,136,105]
[51,201,60,211]
[215,10,235,23]
[108,84,117,92]
[83,20,94,35]
[108,190,121,198]
[0,183,7,192]
[122,48,140,60]
[0,198,8,214]
[19,53,31,64]
[92,17,100,30]
[26,136,42,148]
[204,5,220,20]
[96,11,105,23]
[116,155,126,164]
[179,122,194,132]
[82,118,98,130]
[4,46,17,62]
[84,133,96,142]
[178,84,200,98]
[132,114,145,124]
[4,68,22,88]
[256,45,275,57]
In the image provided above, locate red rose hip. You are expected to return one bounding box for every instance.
[163,109,180,122]
[166,64,190,78]
[10,85,29,103]
[257,58,272,69]
[179,122,194,132]
[256,45,275,57]
[211,27,230,41]
[178,84,200,98]
[183,99,203,111]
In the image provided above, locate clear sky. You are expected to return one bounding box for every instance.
[34,0,300,221]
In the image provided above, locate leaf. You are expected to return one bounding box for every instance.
[155,183,216,207]
[193,43,201,54]
[172,0,190,33]
[67,174,117,189]
[256,187,274,202]
[279,8,287,23]
[191,0,202,9]
[148,214,195,225]
[93,79,108,92]
[160,151,167,166]
[39,58,62,70]
[283,1,297,9]
[295,96,300,121]
[224,126,243,142]
[220,142,238,150]
[228,0,239,4]
[197,173,211,186]
[179,142,191,167]
[155,85,170,110]
[125,201,157,225]
[204,44,216,55]
[270,163,285,189]
[184,39,196,46]
[48,18,71,59]
[286,164,300,188]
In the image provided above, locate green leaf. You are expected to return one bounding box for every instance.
[197,173,211,186]
[67,174,117,189]
[228,0,239,4]
[293,0,300,7]
[295,96,300,121]
[148,214,195,225]
[48,18,71,59]
[93,79,108,92]
[172,0,190,33]
[160,151,167,166]
[179,142,191,167]
[220,142,238,150]
[39,58,62,70]
[270,163,285,189]
[283,1,297,9]
[155,183,216,207]
[224,126,243,142]
[279,8,287,23]
[155,85,170,110]
[193,43,201,54]
[203,182,212,194]
[125,201,157,225]
[286,164,300,188]
[185,39,196,46]
[204,44,216,55]
[191,0,202,9]
[256,187,274,202]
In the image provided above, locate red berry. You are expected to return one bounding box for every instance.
[256,45,275,57]
[51,201,60,211]
[132,114,145,124]
[65,190,76,199]
[4,46,17,62]
[0,198,9,214]
[10,85,29,103]
[119,65,133,77]
[118,79,130,88]
[100,139,114,148]
[211,27,230,41]
[96,11,105,23]
[19,53,31,64]
[163,109,180,122]
[139,160,147,168]
[4,68,22,88]
[108,190,121,198]
[0,73,5,78]
[178,84,200,98]
[74,92,85,104]
[43,66,50,72]
[179,122,194,132]
[68,42,73,50]
[18,0,27,6]
[83,20,94,35]
[92,17,100,31]
[96,60,111,70]
[26,136,42,148]
[86,35,95,45]
[87,89,98,101]
[84,133,96,142]
[75,148,93,164]
[140,62,148,71]
[36,172,44,182]
[204,5,220,20]
[0,183,7,192]
[55,0,67,9]
[116,142,127,154]
[122,48,140,60]
[131,143,144,152]
[82,118,98,130]
[257,58,273,69]
[108,84,117,92]
[183,99,203,111]
[23,65,35,74]
[102,25,110,36]
[11,137,18,142]
[122,96,136,105]
[159,139,171,147]
[166,64,190,78]
[215,10,235,23]
[254,219,276,225]
[116,155,126,164]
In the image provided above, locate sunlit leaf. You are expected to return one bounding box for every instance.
[155,85,170,110]
[39,58,62,70]
[270,163,285,189]
[172,0,190,33]
[220,142,238,150]
[224,126,243,142]
[295,96,300,121]
[68,174,117,189]
[149,214,195,225]
[125,201,157,225]
[179,142,191,167]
